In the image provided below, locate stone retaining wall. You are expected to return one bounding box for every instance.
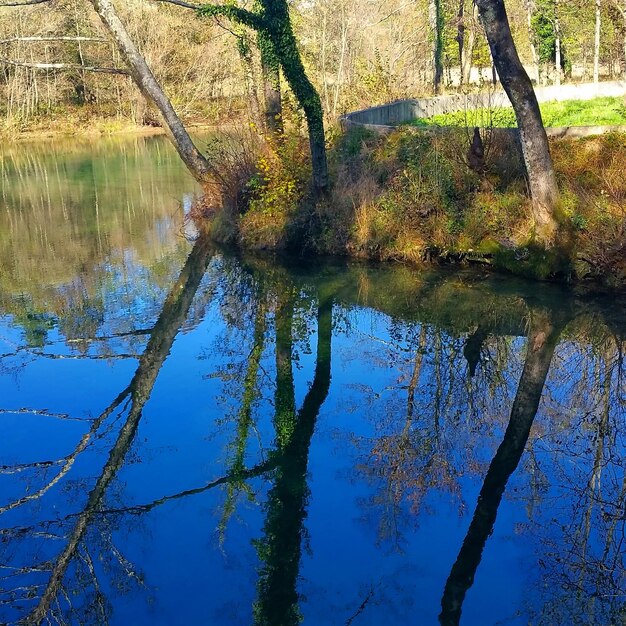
[340,80,626,135]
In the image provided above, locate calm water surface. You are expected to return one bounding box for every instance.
[1,135,625,625]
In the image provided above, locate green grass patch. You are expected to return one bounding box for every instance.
[407,96,626,129]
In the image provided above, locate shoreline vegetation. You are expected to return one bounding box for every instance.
[2,0,626,291]
[5,102,625,291]
[192,119,626,291]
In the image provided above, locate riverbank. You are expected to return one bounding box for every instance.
[197,126,626,290]
[0,105,240,142]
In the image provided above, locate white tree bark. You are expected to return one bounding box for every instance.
[594,0,602,83]
[87,0,212,183]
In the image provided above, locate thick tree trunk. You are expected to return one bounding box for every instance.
[274,31,328,192]
[475,0,560,244]
[439,309,564,626]
[87,0,212,184]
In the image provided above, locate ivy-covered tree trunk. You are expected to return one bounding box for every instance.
[198,0,329,192]
[87,0,212,184]
[475,0,560,244]
[259,37,283,134]
[235,30,263,126]
[270,25,328,191]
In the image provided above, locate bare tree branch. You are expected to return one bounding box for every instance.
[152,0,200,9]
[0,58,128,74]
[0,36,107,44]
[0,386,131,516]
[0,0,51,5]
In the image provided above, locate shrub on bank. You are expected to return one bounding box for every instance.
[199,124,626,288]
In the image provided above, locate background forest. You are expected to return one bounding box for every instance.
[1,0,624,133]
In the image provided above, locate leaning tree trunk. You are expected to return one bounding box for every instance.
[87,0,212,184]
[475,0,560,244]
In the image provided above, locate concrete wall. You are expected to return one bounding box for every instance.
[340,81,626,133]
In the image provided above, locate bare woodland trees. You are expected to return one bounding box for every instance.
[3,0,625,238]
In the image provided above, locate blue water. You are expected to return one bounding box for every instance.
[0,134,625,625]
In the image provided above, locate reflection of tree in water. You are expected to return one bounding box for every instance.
[347,282,626,623]
[3,248,626,624]
[353,319,521,547]
[439,308,567,625]
[0,134,194,358]
[0,235,216,625]
[0,248,335,626]
[517,325,626,625]
[254,296,332,626]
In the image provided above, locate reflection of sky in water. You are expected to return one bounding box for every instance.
[0,136,625,626]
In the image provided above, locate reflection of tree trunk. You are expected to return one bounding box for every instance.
[463,325,489,378]
[274,292,296,449]
[439,309,564,626]
[219,299,267,538]
[255,298,333,626]
[25,236,215,626]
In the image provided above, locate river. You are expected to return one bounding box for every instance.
[0,133,625,625]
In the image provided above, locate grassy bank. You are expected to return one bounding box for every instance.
[198,125,626,289]
[0,102,244,141]
[407,96,626,128]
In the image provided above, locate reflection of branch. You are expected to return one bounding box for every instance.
[219,300,267,540]
[0,408,91,422]
[0,387,131,515]
[439,310,566,626]
[24,237,215,626]
[102,457,277,516]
